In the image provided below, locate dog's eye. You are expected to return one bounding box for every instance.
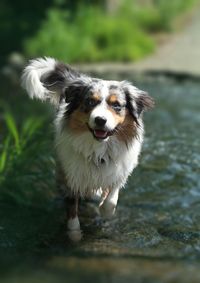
[85,98,99,108]
[111,102,122,112]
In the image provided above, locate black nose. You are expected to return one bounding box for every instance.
[94,116,107,127]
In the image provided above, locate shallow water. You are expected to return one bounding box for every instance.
[1,76,200,283]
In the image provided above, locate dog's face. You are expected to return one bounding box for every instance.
[67,81,126,141]
[22,58,154,144]
[63,79,154,142]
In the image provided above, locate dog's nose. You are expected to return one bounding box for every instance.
[94,116,107,127]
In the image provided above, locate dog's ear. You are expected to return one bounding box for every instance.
[122,81,154,123]
[63,79,92,116]
[21,57,81,106]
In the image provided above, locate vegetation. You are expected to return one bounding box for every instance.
[0,89,54,207]
[0,0,198,65]
[0,82,65,257]
[23,0,199,62]
[24,6,155,63]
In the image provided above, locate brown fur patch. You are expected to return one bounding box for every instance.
[114,110,137,144]
[68,104,136,144]
[92,93,101,102]
[65,195,79,219]
[68,107,90,134]
[108,106,126,125]
[107,94,118,104]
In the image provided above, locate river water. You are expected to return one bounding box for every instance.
[1,75,200,283]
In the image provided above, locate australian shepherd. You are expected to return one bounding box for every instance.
[22,57,154,241]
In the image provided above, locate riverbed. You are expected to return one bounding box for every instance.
[0,75,200,283]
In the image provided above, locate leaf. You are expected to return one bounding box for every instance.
[22,118,43,139]
[0,135,11,173]
[4,112,20,153]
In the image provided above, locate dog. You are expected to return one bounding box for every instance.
[22,57,154,241]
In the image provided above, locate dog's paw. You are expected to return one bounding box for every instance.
[99,201,116,219]
[67,216,82,242]
[67,229,82,242]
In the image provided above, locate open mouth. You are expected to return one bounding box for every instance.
[87,124,115,140]
[93,129,109,140]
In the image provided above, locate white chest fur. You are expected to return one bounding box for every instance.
[55,128,143,196]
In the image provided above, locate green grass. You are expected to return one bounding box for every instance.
[0,82,64,257]
[23,0,199,63]
[154,0,199,30]
[0,90,55,207]
[0,117,53,204]
[24,6,154,63]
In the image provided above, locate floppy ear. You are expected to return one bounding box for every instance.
[21,57,81,106]
[63,79,92,116]
[122,81,154,123]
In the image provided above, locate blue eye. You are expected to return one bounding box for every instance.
[111,102,122,112]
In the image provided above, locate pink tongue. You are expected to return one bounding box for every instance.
[94,130,108,138]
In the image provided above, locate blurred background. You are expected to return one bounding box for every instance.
[1,1,200,283]
[0,0,198,65]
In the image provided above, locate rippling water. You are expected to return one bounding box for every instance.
[1,76,200,283]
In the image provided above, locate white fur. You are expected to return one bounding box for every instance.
[89,102,116,133]
[67,216,82,242]
[22,58,150,238]
[67,216,81,230]
[21,57,59,104]
[55,122,143,198]
[99,187,120,218]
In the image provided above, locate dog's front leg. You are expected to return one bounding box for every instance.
[65,194,82,242]
[99,187,120,218]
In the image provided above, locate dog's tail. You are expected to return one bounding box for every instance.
[21,57,81,105]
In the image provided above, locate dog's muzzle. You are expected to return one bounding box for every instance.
[87,124,115,140]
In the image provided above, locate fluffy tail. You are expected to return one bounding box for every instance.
[21,57,80,105]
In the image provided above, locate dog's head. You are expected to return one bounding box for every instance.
[22,58,154,143]
[62,79,154,142]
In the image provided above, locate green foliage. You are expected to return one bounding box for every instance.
[4,113,21,155]
[0,0,198,64]
[23,5,155,63]
[154,0,198,30]
[0,136,10,174]
[0,0,55,65]
[0,103,54,206]
[1,109,42,174]
[23,0,198,63]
